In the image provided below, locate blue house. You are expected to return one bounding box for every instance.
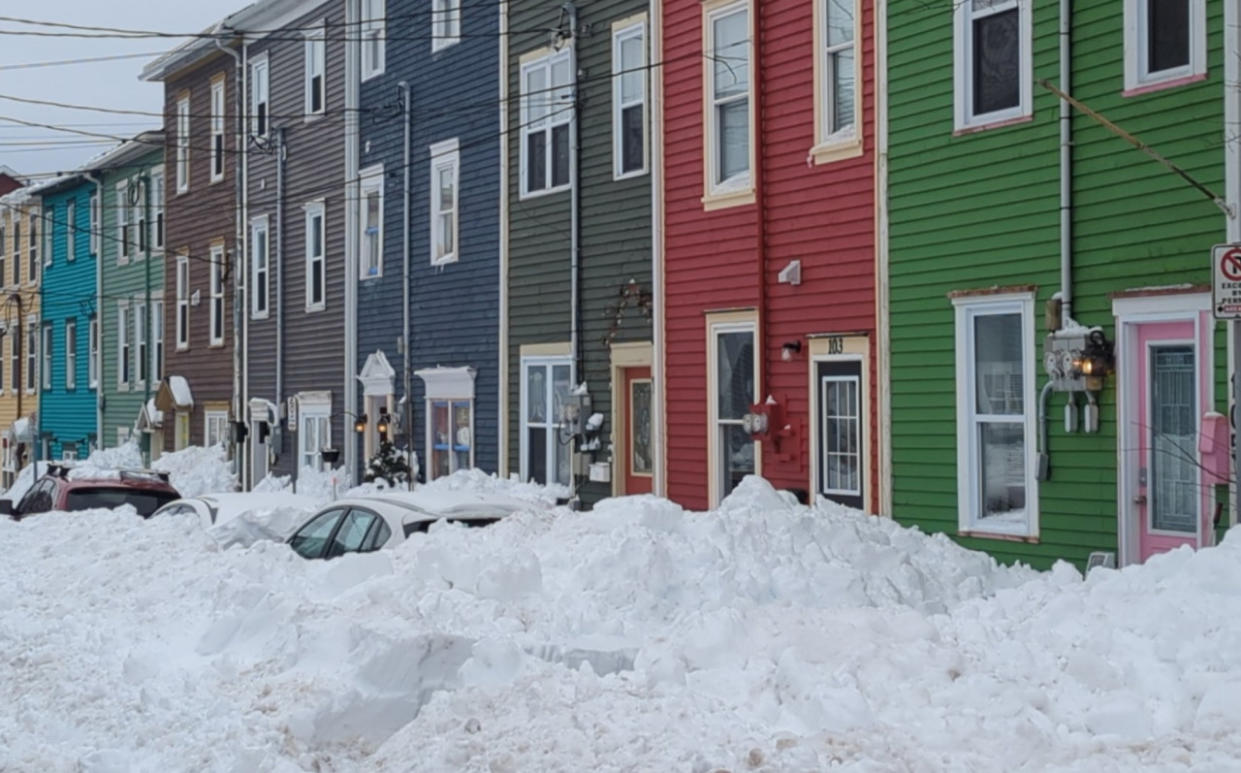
[352,0,501,483]
[32,173,97,460]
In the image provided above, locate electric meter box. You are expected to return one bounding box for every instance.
[1043,330,1088,392]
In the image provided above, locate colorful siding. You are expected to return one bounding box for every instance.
[0,188,41,484]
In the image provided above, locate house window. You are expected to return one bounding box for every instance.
[432,0,461,52]
[520,357,572,486]
[709,316,756,506]
[520,49,573,197]
[705,1,752,196]
[41,324,51,390]
[954,0,1032,130]
[359,165,384,279]
[66,200,76,261]
[176,95,190,193]
[89,193,99,256]
[299,403,331,470]
[0,221,6,283]
[116,182,130,263]
[305,29,326,116]
[211,78,226,182]
[11,220,19,285]
[151,171,164,250]
[118,303,130,389]
[612,18,648,178]
[88,317,98,388]
[65,320,76,391]
[953,294,1038,538]
[135,181,148,256]
[175,255,189,350]
[304,202,325,310]
[361,0,386,80]
[210,244,226,344]
[429,399,472,480]
[8,324,17,392]
[816,0,859,145]
[151,299,163,380]
[429,139,459,265]
[27,213,37,281]
[25,321,35,392]
[134,301,147,386]
[1123,0,1206,93]
[251,56,270,138]
[42,205,53,267]
[250,218,269,318]
[205,410,230,448]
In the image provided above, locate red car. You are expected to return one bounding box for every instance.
[1,465,181,520]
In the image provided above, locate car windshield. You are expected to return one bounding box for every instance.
[64,488,179,517]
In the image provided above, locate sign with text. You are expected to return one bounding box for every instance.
[1213,244,1241,319]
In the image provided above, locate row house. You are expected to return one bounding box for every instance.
[0,184,41,487]
[503,0,656,506]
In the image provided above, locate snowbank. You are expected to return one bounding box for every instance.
[151,444,238,497]
[2,476,1239,771]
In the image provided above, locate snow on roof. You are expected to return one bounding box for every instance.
[156,376,194,411]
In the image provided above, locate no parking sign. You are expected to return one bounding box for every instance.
[1213,244,1241,319]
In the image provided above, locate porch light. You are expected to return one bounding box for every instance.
[353,414,368,434]
[1072,330,1115,390]
[376,412,390,436]
[781,340,802,361]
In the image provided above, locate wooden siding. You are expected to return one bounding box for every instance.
[662,0,877,511]
[0,193,41,458]
[887,2,1227,569]
[245,0,346,478]
[357,0,502,478]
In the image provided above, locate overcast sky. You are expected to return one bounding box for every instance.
[0,1,244,178]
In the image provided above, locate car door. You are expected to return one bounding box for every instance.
[324,508,381,559]
[16,480,54,518]
[288,508,347,559]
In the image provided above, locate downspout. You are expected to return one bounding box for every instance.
[566,2,582,502]
[498,0,510,475]
[85,171,103,448]
[753,2,766,435]
[276,128,287,491]
[1058,0,1072,326]
[649,0,665,496]
[344,0,360,481]
[142,172,152,464]
[875,0,891,514]
[400,81,413,489]
[1226,0,1241,527]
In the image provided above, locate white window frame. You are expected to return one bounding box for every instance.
[429,138,460,266]
[298,399,332,471]
[88,316,98,388]
[431,0,461,52]
[42,205,53,268]
[40,323,51,390]
[707,314,759,508]
[210,243,226,344]
[24,317,35,393]
[63,319,76,391]
[359,164,385,279]
[953,0,1033,131]
[519,48,574,199]
[361,0,386,81]
[703,0,755,203]
[175,254,189,351]
[134,300,147,388]
[151,170,165,251]
[519,355,573,487]
[117,301,130,391]
[426,398,474,480]
[115,181,131,265]
[1123,0,1207,94]
[27,213,38,282]
[175,95,190,194]
[66,200,76,262]
[11,219,19,287]
[210,77,226,182]
[8,324,17,394]
[151,296,164,382]
[304,201,326,310]
[89,193,99,256]
[305,26,327,118]
[205,410,230,448]
[812,0,863,162]
[611,17,649,180]
[250,217,270,319]
[952,293,1039,539]
[250,54,270,139]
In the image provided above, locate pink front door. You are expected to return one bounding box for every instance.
[1134,320,1203,560]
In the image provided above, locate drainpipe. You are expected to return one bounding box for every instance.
[85,170,103,448]
[344,0,360,482]
[1057,0,1072,327]
[276,128,287,491]
[142,172,152,464]
[649,0,664,496]
[1226,0,1241,526]
[399,81,414,489]
[753,4,767,425]
[566,2,582,501]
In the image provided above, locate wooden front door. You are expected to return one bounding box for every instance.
[623,367,653,495]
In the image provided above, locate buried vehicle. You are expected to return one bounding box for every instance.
[0,464,181,520]
[152,492,317,530]
[286,490,538,560]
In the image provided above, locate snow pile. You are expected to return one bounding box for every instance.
[151,444,237,497]
[204,493,319,548]
[420,468,569,508]
[3,476,1241,771]
[2,461,48,501]
[253,465,382,505]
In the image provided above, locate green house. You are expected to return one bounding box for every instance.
[885,0,1234,569]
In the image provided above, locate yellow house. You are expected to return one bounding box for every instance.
[0,185,41,488]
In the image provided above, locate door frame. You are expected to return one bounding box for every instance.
[1113,291,1213,567]
[610,342,653,496]
[808,333,871,512]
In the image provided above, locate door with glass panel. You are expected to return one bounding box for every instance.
[817,361,863,509]
[623,367,653,494]
[714,325,755,504]
[429,400,472,480]
[523,359,572,487]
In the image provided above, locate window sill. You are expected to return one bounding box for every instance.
[360,272,383,282]
[432,256,458,268]
[953,113,1033,137]
[809,136,863,166]
[305,303,326,314]
[958,528,1039,544]
[613,167,649,182]
[1122,72,1207,98]
[117,385,129,393]
[519,184,571,202]
[701,188,756,212]
[177,188,190,197]
[209,176,225,186]
[304,111,325,124]
[432,39,461,54]
[361,69,385,83]
[209,341,225,349]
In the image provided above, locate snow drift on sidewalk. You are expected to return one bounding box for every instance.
[1,476,1239,771]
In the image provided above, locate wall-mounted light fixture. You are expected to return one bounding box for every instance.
[353,414,368,434]
[376,412,390,437]
[1072,329,1115,391]
[781,340,802,361]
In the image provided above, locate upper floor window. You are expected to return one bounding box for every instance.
[814,0,861,156]
[430,138,459,265]
[362,0,386,80]
[1123,0,1206,94]
[27,213,38,281]
[115,182,131,263]
[211,78,226,182]
[304,202,326,310]
[0,221,6,283]
[359,165,384,279]
[705,1,752,198]
[210,244,226,345]
[151,171,165,250]
[11,220,20,286]
[250,218,269,319]
[612,18,648,179]
[89,193,99,256]
[42,205,53,267]
[175,255,189,350]
[520,48,573,197]
[305,28,326,116]
[175,95,190,193]
[251,55,270,139]
[432,0,461,52]
[953,0,1032,131]
[66,200,76,261]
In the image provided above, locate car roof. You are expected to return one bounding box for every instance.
[52,473,179,493]
[334,490,533,517]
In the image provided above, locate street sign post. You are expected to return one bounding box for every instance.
[1213,243,1241,318]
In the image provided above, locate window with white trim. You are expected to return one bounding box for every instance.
[251,55,270,139]
[117,302,130,389]
[520,357,572,486]
[65,320,76,390]
[211,78,226,182]
[176,255,189,350]
[953,294,1038,537]
[431,0,461,52]
[42,205,53,267]
[359,165,384,279]
[134,301,147,387]
[10,219,18,286]
[27,213,37,281]
[151,298,163,381]
[429,138,459,265]
[612,19,648,178]
[135,180,148,256]
[88,317,98,388]
[8,324,17,392]
[299,401,331,471]
[250,218,269,318]
[210,244,226,344]
[24,319,35,392]
[0,221,6,284]
[304,202,325,310]
[89,193,99,256]
[361,0,386,80]
[205,410,229,448]
[116,182,131,263]
[66,200,77,261]
[151,171,164,250]
[817,0,858,144]
[709,317,756,505]
[305,29,326,116]
[429,399,472,479]
[705,1,752,195]
[41,324,51,390]
[520,49,573,197]
[1123,0,1206,93]
[176,96,190,193]
[953,0,1032,131]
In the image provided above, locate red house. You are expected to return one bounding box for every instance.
[661,0,878,511]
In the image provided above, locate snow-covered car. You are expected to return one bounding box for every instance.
[153,492,318,530]
[0,466,181,520]
[286,490,534,560]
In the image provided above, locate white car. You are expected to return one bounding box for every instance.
[153,492,318,530]
[286,490,536,560]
